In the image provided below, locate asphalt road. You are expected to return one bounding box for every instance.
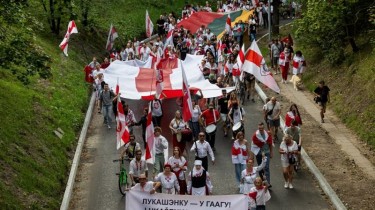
[70,96,330,210]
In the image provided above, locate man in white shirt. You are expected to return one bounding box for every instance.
[190,132,215,171]
[140,42,151,61]
[129,150,148,186]
[153,127,168,176]
[92,64,105,80]
[130,173,160,194]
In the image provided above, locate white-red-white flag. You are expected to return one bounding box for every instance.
[163,29,174,52]
[59,20,78,56]
[225,13,232,35]
[181,60,193,121]
[217,39,222,61]
[116,79,130,150]
[242,41,280,93]
[146,10,154,38]
[145,102,155,164]
[106,24,119,51]
[237,44,245,70]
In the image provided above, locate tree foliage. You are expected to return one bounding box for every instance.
[0,1,52,85]
[295,0,373,65]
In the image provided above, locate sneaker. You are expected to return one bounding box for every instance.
[321,119,324,123]
[288,183,294,189]
[284,182,289,189]
[224,132,228,137]
[107,124,111,129]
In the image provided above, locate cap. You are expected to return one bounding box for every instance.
[194,160,202,166]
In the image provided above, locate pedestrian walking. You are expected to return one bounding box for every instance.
[187,160,213,195]
[99,83,115,129]
[232,132,250,188]
[279,134,299,189]
[154,163,180,194]
[248,177,271,210]
[153,127,168,176]
[314,80,330,123]
[168,147,188,195]
[190,132,215,171]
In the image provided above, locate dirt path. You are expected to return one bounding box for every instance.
[260,75,375,209]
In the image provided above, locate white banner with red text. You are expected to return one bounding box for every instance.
[126,190,247,210]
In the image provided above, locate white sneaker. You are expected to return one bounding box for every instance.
[107,124,111,129]
[284,182,289,189]
[288,183,294,189]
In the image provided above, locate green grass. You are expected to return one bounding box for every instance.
[0,0,207,208]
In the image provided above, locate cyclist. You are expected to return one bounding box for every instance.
[120,134,140,160]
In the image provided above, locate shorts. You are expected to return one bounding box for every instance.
[272,57,279,67]
[281,159,290,168]
[220,113,227,122]
[268,118,280,127]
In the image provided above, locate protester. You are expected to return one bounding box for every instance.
[279,134,299,189]
[243,71,256,102]
[265,97,281,141]
[279,47,291,84]
[94,73,105,113]
[129,150,149,186]
[135,107,148,147]
[228,100,246,138]
[248,177,271,210]
[154,163,180,194]
[120,134,141,159]
[200,103,220,151]
[292,50,306,78]
[151,98,163,127]
[169,110,189,154]
[189,100,202,141]
[251,122,273,187]
[168,147,188,195]
[262,97,271,130]
[285,120,302,170]
[99,83,115,129]
[314,80,330,123]
[284,104,302,128]
[187,160,213,195]
[153,127,168,176]
[190,132,215,171]
[231,132,250,188]
[130,173,160,194]
[217,89,230,137]
[123,104,136,134]
[241,155,267,194]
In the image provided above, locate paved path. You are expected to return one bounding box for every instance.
[272,74,375,181]
[70,98,329,210]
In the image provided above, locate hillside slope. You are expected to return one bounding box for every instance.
[0,0,206,209]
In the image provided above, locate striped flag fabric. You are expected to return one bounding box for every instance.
[106,24,119,51]
[181,60,193,122]
[242,41,280,93]
[116,79,130,150]
[146,10,154,38]
[225,13,232,35]
[237,44,245,70]
[145,102,155,164]
[59,20,78,56]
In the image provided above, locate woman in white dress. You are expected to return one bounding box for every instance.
[168,147,188,194]
[279,134,299,189]
[154,163,180,194]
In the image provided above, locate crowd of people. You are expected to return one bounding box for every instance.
[82,1,331,209]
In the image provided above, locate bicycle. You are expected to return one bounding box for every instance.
[113,156,130,195]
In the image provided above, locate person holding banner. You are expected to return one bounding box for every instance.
[248,177,271,210]
[130,173,160,194]
[154,163,180,194]
[168,147,188,194]
[187,160,213,196]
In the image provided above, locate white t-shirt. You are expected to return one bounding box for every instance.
[265,101,281,120]
[140,47,151,61]
[131,181,154,193]
[279,140,298,162]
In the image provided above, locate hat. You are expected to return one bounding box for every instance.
[155,42,159,46]
[194,160,202,166]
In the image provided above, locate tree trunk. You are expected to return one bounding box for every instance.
[349,37,359,52]
[272,0,280,36]
[49,0,57,34]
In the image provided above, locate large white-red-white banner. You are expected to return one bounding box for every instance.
[126,190,247,210]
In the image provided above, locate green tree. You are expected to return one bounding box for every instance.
[295,0,373,64]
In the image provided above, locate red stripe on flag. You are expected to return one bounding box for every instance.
[245,49,263,67]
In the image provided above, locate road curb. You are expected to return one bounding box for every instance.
[60,92,96,210]
[255,82,347,210]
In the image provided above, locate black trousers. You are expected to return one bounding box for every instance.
[205,131,216,149]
